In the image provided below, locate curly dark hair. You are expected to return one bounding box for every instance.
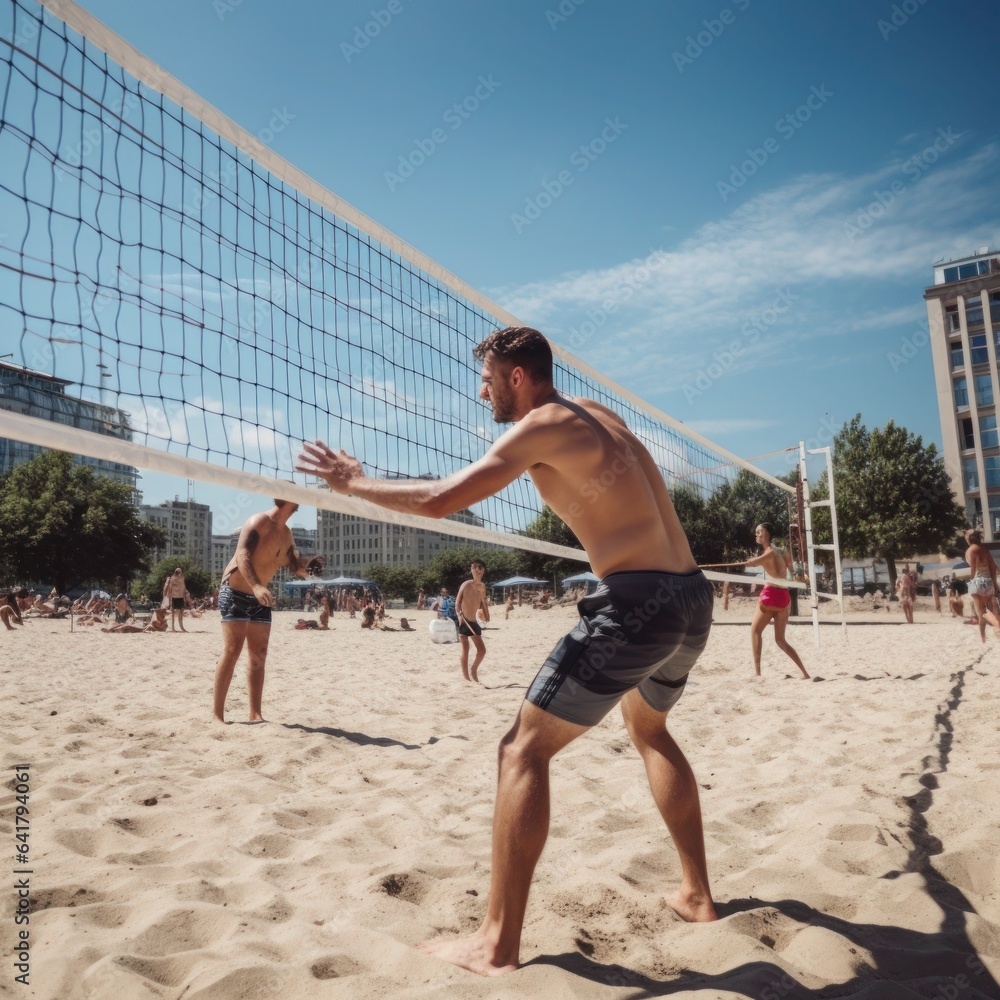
[473,326,553,384]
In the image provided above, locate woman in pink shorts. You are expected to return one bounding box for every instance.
[744,523,810,679]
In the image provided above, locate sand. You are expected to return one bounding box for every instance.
[2,598,999,999]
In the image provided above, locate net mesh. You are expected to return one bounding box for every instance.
[0,0,787,549]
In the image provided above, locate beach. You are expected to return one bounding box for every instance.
[2,598,998,999]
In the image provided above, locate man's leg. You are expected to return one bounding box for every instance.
[973,594,988,642]
[749,605,770,675]
[178,606,187,632]
[245,621,271,722]
[469,634,487,683]
[458,635,471,681]
[213,621,248,722]
[418,701,588,975]
[772,610,810,678]
[620,690,717,922]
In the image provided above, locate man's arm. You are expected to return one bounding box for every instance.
[285,543,311,579]
[479,589,491,623]
[455,581,471,621]
[296,419,551,519]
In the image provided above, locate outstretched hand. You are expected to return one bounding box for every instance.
[295,440,363,493]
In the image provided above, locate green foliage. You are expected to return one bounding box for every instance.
[0,450,165,593]
[363,563,430,601]
[423,544,527,594]
[140,555,213,600]
[819,415,967,584]
[672,470,795,567]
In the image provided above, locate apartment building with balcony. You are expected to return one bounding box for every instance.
[927,247,1000,538]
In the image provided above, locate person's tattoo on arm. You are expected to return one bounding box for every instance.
[238,529,263,587]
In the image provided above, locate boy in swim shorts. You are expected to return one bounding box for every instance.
[456,560,490,682]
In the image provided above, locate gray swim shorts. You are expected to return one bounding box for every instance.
[969,575,994,598]
[526,569,714,727]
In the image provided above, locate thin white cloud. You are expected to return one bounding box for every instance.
[495,140,1000,398]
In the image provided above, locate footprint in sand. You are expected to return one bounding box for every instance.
[310,955,367,979]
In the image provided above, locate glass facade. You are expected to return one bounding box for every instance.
[980,414,999,449]
[975,374,994,407]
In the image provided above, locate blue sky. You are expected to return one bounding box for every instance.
[6,0,1000,529]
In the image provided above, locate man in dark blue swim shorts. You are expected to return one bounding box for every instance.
[297,326,718,975]
[212,499,317,724]
[527,569,713,726]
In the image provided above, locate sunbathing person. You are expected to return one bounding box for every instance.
[360,602,377,629]
[102,608,169,633]
[2,593,24,628]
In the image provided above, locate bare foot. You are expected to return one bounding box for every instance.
[248,713,265,723]
[666,889,718,923]
[212,713,228,725]
[416,933,518,977]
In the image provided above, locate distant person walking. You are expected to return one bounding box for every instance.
[163,567,189,632]
[964,529,1000,642]
[896,570,916,624]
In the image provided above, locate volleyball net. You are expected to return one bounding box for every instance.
[0,0,794,563]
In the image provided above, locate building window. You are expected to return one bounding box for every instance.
[951,343,964,369]
[954,377,969,408]
[945,305,960,332]
[975,374,994,407]
[970,334,989,365]
[964,458,980,490]
[986,456,1000,488]
[980,414,999,449]
[962,417,975,449]
[966,298,985,328]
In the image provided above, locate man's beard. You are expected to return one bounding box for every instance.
[490,388,515,423]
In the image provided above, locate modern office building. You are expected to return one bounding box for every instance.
[315,481,503,573]
[140,499,214,572]
[0,359,139,487]
[927,247,1000,538]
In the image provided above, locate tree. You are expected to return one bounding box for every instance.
[702,468,795,563]
[426,544,527,596]
[0,451,164,593]
[139,555,213,601]
[821,415,966,591]
[363,563,429,601]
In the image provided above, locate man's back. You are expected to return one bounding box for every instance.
[966,541,996,578]
[520,397,696,579]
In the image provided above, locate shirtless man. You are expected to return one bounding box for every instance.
[964,529,1000,642]
[896,570,916,624]
[212,499,313,723]
[163,567,189,632]
[745,523,809,679]
[296,326,717,975]
[456,560,490,682]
